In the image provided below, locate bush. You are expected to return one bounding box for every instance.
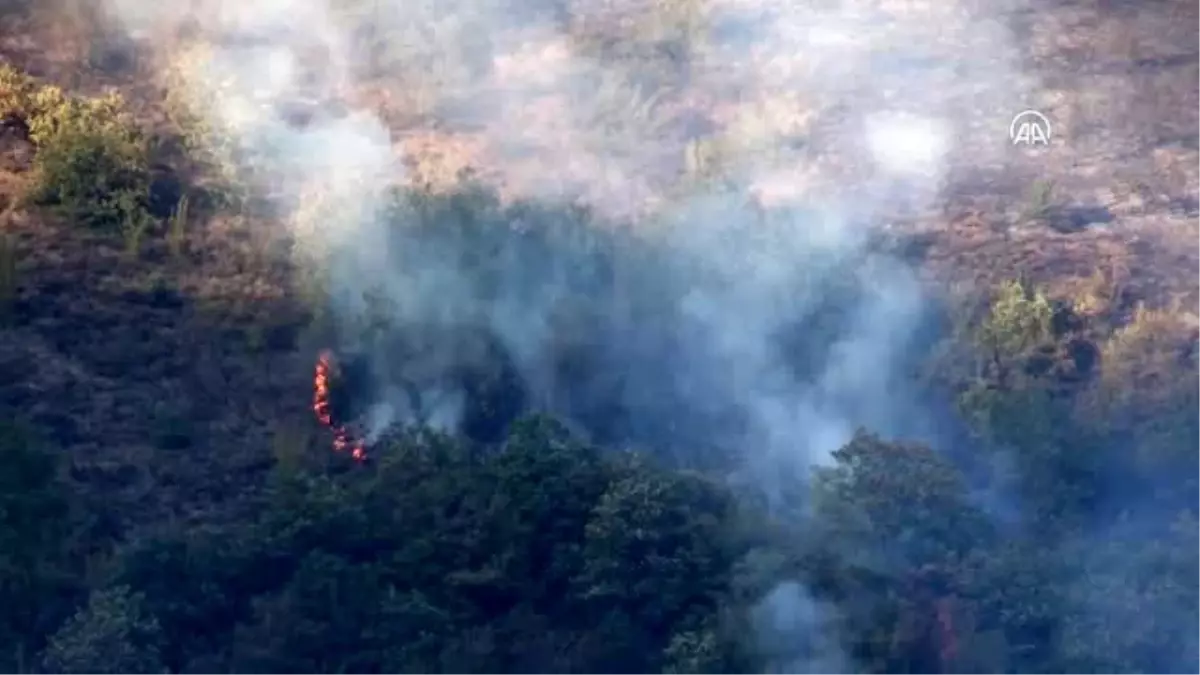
[0,63,38,121]
[974,279,1054,369]
[32,120,152,233]
[0,65,152,232]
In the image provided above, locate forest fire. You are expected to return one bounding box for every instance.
[313,350,367,461]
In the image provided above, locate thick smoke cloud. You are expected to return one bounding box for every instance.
[101,0,1041,668]
[102,0,1033,447]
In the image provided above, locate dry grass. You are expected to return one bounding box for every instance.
[1102,303,1199,383]
[1083,302,1199,441]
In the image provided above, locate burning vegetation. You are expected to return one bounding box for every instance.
[313,349,366,461]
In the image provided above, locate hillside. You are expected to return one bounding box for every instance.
[0,0,1196,672]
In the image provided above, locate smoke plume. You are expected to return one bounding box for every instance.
[101,0,1042,667]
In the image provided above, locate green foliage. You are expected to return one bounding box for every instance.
[812,433,992,570]
[975,279,1054,372]
[662,624,744,674]
[98,419,752,673]
[30,109,152,233]
[161,47,251,211]
[0,63,40,122]
[0,65,153,233]
[40,586,165,674]
[809,433,995,673]
[1055,515,1199,673]
[578,464,736,637]
[956,280,1106,526]
[1090,305,1199,490]
[111,527,265,673]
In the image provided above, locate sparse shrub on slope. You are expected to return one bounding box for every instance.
[973,279,1055,380]
[33,119,153,243]
[0,63,33,120]
[1090,304,1197,429]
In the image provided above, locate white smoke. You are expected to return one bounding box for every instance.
[99,0,1039,668]
[752,581,848,674]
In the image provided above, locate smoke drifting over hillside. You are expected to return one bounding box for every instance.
[102,0,1042,669]
[103,0,1032,451]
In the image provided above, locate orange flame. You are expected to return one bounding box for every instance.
[313,350,366,461]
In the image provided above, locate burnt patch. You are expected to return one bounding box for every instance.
[147,163,185,219]
[0,114,34,172]
[87,37,139,77]
[1046,204,1115,233]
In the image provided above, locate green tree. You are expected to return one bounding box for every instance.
[965,540,1070,673]
[576,459,738,671]
[40,586,165,674]
[958,281,1109,529]
[809,432,993,674]
[111,527,266,672]
[230,552,388,673]
[812,433,992,571]
[104,418,751,673]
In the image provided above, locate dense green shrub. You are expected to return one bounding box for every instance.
[89,418,751,673]
[1,65,152,232]
[31,119,152,233]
